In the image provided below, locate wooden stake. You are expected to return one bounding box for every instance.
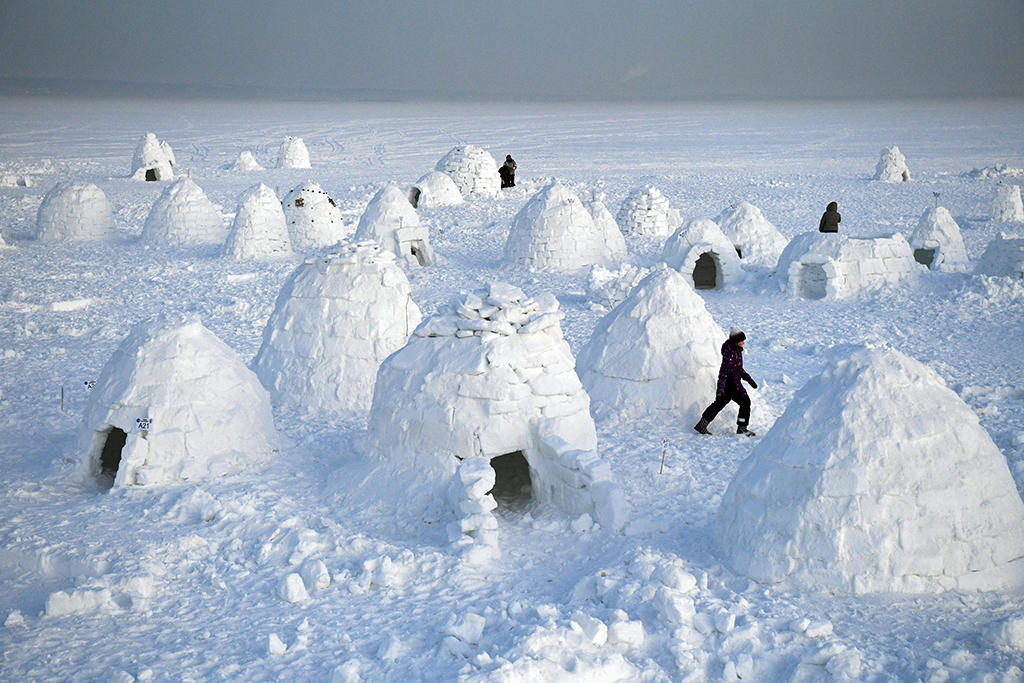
[60,386,64,412]
[659,437,667,474]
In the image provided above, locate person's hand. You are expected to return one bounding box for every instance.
[748,379,758,389]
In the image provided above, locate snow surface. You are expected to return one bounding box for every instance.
[1,97,1024,682]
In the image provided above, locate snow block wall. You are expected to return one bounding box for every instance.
[586,192,628,260]
[717,345,1024,594]
[253,241,422,414]
[873,146,911,182]
[586,263,650,310]
[129,133,174,181]
[715,201,789,266]
[282,181,345,252]
[277,137,311,169]
[576,267,725,425]
[975,235,1024,279]
[353,185,435,266]
[776,232,917,300]
[615,187,680,238]
[36,181,118,242]
[75,314,278,487]
[909,207,969,272]
[407,171,464,209]
[141,177,226,246]
[224,183,293,259]
[435,146,501,197]
[991,184,1024,222]
[662,219,744,290]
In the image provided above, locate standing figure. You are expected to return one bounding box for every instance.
[818,201,841,233]
[694,327,758,436]
[499,154,517,188]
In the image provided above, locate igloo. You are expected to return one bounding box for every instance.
[253,241,422,414]
[282,181,345,252]
[975,235,1024,279]
[615,187,680,238]
[141,177,226,246]
[130,133,175,181]
[909,206,969,272]
[435,146,501,197]
[277,136,311,169]
[504,181,613,271]
[662,219,744,290]
[229,151,264,172]
[353,185,435,266]
[224,183,293,259]
[35,181,118,242]
[586,192,628,260]
[715,201,789,266]
[717,345,1024,594]
[407,171,464,209]
[873,146,911,182]
[775,232,917,300]
[991,184,1024,222]
[576,267,725,424]
[74,314,279,487]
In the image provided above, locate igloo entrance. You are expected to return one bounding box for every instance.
[407,187,421,208]
[914,248,936,267]
[144,169,158,182]
[487,451,533,511]
[692,252,718,289]
[98,427,127,486]
[796,263,827,299]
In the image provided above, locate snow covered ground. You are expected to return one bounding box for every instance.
[1,96,1023,682]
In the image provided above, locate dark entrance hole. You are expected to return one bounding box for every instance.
[488,451,532,511]
[914,248,936,268]
[408,187,421,208]
[99,427,127,487]
[796,263,827,300]
[692,252,718,289]
[735,246,743,259]
[144,168,158,182]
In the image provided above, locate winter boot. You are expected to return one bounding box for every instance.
[736,423,755,437]
[694,417,711,435]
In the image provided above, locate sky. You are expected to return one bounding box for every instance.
[1,0,1022,101]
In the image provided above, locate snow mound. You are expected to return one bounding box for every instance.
[75,314,279,487]
[909,206,969,272]
[282,181,345,252]
[504,181,613,271]
[141,177,226,246]
[991,184,1024,222]
[36,181,118,242]
[662,219,744,290]
[435,146,501,197]
[353,185,435,266]
[224,183,292,259]
[129,133,175,181]
[577,266,725,424]
[715,201,789,266]
[717,345,1024,594]
[969,164,1024,179]
[975,234,1024,279]
[407,171,463,209]
[229,151,264,172]
[775,232,917,299]
[616,186,680,238]
[586,192,628,260]
[873,146,911,182]
[253,241,421,414]
[586,263,650,310]
[277,136,311,169]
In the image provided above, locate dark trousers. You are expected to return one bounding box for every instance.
[702,388,750,427]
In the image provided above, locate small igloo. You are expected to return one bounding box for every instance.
[662,219,744,290]
[873,146,911,182]
[253,241,422,414]
[407,171,464,209]
[775,232,917,299]
[576,266,725,424]
[975,235,1024,279]
[282,181,345,252]
[435,146,501,197]
[130,133,175,181]
[277,136,311,169]
[224,183,293,259]
[229,151,264,172]
[717,345,1024,594]
[504,181,613,271]
[586,191,628,260]
[715,201,789,266]
[141,177,226,246]
[74,314,279,487]
[353,185,435,266]
[909,206,969,272]
[991,184,1024,222]
[35,181,118,242]
[615,187,681,238]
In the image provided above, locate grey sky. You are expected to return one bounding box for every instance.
[1,0,1022,100]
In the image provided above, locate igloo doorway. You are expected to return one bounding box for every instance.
[98,427,127,487]
[407,187,422,208]
[144,169,158,182]
[914,248,936,267]
[488,451,533,511]
[692,252,718,289]
[796,263,827,299]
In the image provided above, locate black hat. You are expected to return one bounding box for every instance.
[729,327,746,343]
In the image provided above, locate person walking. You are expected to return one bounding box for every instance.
[694,327,758,436]
[499,154,517,188]
[818,201,841,233]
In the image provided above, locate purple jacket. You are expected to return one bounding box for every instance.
[717,340,753,396]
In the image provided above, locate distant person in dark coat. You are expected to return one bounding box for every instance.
[499,155,517,188]
[694,327,758,436]
[818,201,841,233]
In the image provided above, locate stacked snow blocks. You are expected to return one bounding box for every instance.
[991,184,1024,222]
[975,235,1024,279]
[224,183,293,259]
[715,201,789,266]
[142,177,225,246]
[75,314,278,487]
[908,207,969,272]
[662,219,744,289]
[586,192,628,260]
[717,346,1024,594]
[282,181,345,252]
[504,181,611,271]
[277,136,311,169]
[253,241,422,414]
[129,133,175,181]
[873,146,910,182]
[616,186,680,238]
[36,181,118,242]
[407,171,463,209]
[447,456,501,565]
[354,185,435,266]
[435,146,501,197]
[776,232,917,300]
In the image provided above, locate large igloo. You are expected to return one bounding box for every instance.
[277,136,311,169]
[36,181,118,242]
[576,267,725,425]
[873,146,911,182]
[74,315,279,487]
[253,241,422,414]
[975,235,1024,279]
[715,201,789,266]
[353,185,435,266]
[615,187,680,238]
[407,171,464,209]
[435,146,502,197]
[130,133,175,181]
[909,207,969,272]
[775,232,916,299]
[586,192,628,260]
[141,177,226,246]
[717,345,1024,594]
[662,219,744,290]
[991,184,1024,222]
[224,183,293,259]
[282,181,345,252]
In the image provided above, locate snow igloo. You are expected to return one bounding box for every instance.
[717,345,1024,594]
[873,146,911,183]
[253,241,422,414]
[282,181,345,252]
[224,183,293,259]
[229,151,264,172]
[130,133,175,181]
[435,146,501,197]
[353,185,435,266]
[586,191,628,260]
[975,235,1024,279]
[141,177,226,246]
[277,136,311,169]
[715,201,789,266]
[991,184,1024,223]
[576,266,725,425]
[74,315,279,488]
[36,181,118,242]
[662,219,744,290]
[616,187,680,238]
[775,232,916,300]
[407,171,464,209]
[909,206,969,272]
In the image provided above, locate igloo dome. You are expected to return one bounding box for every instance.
[586,192,628,260]
[775,232,917,299]
[873,146,911,183]
[717,345,1024,594]
[975,235,1024,279]
[909,206,969,272]
[224,183,293,259]
[130,133,175,181]
[407,171,464,209]
[616,187,680,238]
[991,184,1024,222]
[277,136,311,169]
[229,151,264,172]
[141,177,226,246]
[435,146,501,197]
[36,181,118,242]
[353,185,435,266]
[282,181,345,252]
[662,219,744,290]
[715,201,789,266]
